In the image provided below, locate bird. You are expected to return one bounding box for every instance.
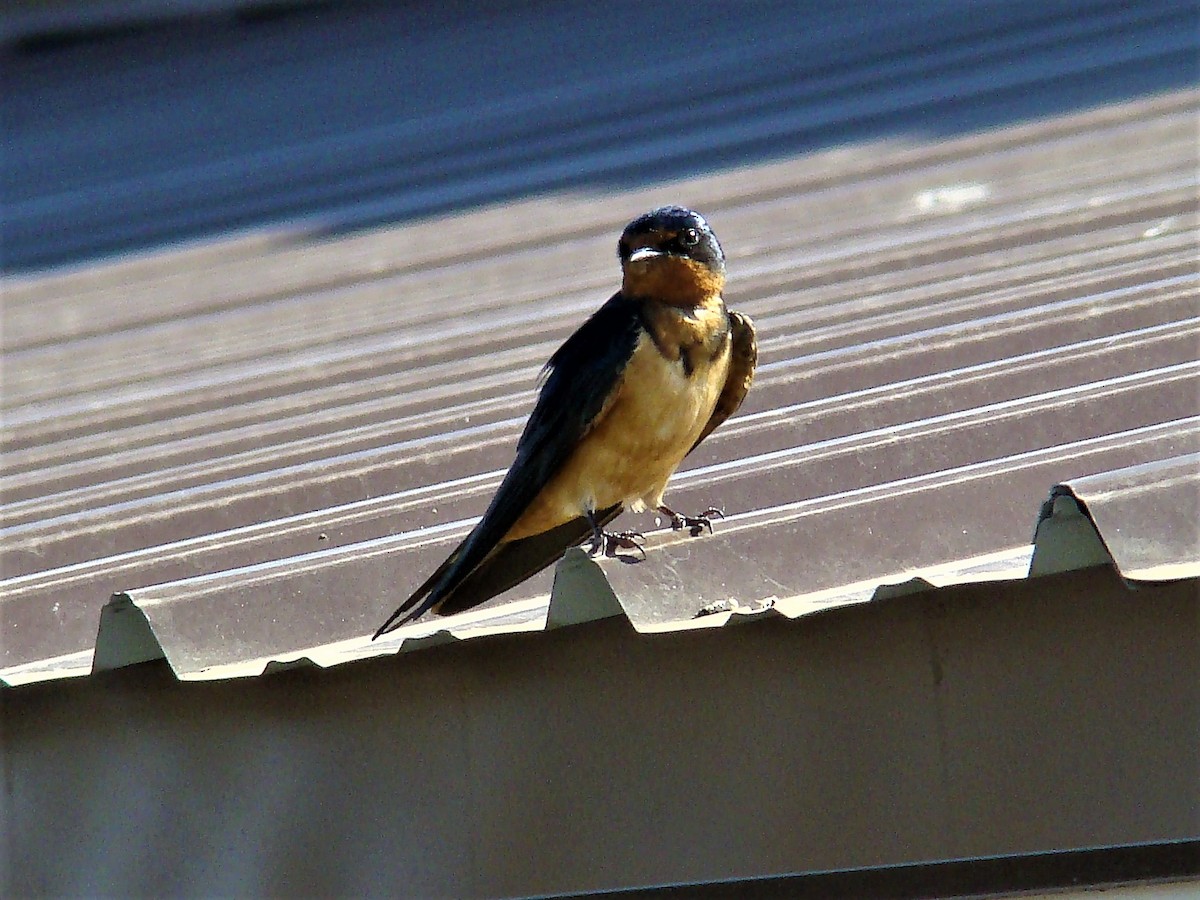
[374,206,757,638]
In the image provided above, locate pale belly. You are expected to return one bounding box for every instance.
[505,331,731,541]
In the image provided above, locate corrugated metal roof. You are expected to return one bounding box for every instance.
[2,1,1198,685]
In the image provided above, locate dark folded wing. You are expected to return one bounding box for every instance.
[431,504,622,616]
[374,293,642,637]
[688,310,757,454]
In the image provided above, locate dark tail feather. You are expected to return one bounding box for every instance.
[435,507,619,616]
[372,505,620,638]
[372,545,464,639]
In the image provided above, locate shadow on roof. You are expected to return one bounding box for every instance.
[2,0,1197,272]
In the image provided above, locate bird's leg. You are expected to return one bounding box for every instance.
[586,509,646,559]
[658,504,724,537]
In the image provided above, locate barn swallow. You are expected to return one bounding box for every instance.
[374,206,757,638]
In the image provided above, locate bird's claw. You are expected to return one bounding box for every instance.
[666,506,724,536]
[589,529,646,560]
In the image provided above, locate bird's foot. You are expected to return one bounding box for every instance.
[659,505,724,537]
[588,529,646,560]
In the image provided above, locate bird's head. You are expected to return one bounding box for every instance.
[618,206,726,307]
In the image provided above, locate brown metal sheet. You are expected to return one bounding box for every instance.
[2,2,1198,684]
[1045,454,1200,581]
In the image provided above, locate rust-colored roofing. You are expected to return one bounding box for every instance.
[2,1,1198,685]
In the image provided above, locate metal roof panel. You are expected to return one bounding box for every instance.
[2,1,1197,685]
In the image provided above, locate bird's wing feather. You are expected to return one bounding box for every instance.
[688,311,757,454]
[432,504,622,617]
[373,294,642,637]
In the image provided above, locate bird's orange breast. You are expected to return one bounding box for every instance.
[504,306,731,541]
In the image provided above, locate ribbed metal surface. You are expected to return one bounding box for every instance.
[2,0,1197,684]
[1048,454,1200,581]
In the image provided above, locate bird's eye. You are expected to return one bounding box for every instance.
[680,228,700,247]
